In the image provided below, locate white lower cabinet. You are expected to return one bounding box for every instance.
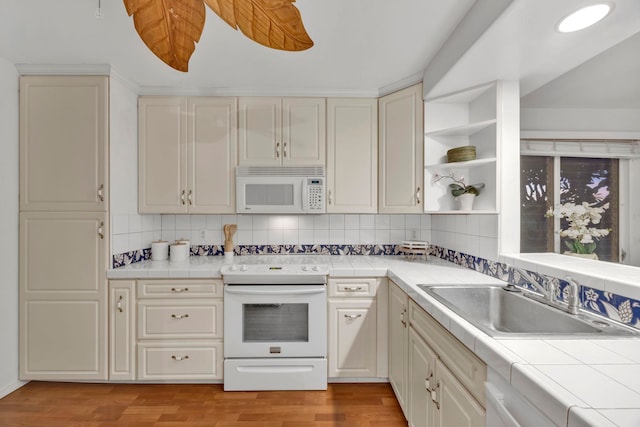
[109,281,136,380]
[408,326,438,427]
[136,279,224,381]
[390,279,486,427]
[389,280,409,416]
[327,278,388,379]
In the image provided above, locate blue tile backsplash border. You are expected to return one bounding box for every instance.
[111,243,640,329]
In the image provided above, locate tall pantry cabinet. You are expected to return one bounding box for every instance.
[19,75,109,380]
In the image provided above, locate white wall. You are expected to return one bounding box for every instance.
[109,74,144,257]
[521,107,640,133]
[0,58,23,397]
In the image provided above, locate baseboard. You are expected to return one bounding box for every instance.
[329,377,389,383]
[0,379,28,399]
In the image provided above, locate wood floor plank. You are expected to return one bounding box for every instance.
[0,382,407,426]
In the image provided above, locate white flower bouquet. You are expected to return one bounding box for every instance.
[545,202,610,254]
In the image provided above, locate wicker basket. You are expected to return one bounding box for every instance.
[447,145,476,163]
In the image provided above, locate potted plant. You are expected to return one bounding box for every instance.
[434,173,484,210]
[545,202,610,259]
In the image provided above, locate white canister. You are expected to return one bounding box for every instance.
[224,251,234,263]
[170,243,188,262]
[151,240,169,261]
[176,238,191,255]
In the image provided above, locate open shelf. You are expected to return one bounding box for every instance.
[425,157,496,170]
[424,119,496,138]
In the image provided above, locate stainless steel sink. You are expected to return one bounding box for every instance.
[418,285,638,338]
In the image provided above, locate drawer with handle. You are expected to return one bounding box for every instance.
[137,279,222,299]
[328,278,379,297]
[137,342,223,380]
[138,300,223,339]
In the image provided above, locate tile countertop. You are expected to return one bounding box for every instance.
[108,255,640,427]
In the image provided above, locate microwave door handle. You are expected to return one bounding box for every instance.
[224,288,325,296]
[302,179,307,212]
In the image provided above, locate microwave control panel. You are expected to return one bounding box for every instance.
[306,178,325,213]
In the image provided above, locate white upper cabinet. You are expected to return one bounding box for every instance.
[20,76,108,212]
[326,98,378,213]
[187,98,238,214]
[239,97,325,166]
[138,96,237,214]
[378,83,424,213]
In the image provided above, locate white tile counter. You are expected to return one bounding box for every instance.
[108,255,640,427]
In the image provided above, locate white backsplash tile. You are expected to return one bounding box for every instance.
[162,215,175,230]
[344,214,360,229]
[128,214,142,233]
[112,213,492,262]
[375,214,390,230]
[389,215,405,230]
[359,214,375,229]
[175,215,190,231]
[206,214,222,230]
[190,215,206,230]
[329,214,345,229]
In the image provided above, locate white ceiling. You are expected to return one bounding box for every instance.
[424,0,640,106]
[0,0,476,96]
[1,0,639,103]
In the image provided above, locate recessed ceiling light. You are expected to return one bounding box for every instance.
[557,3,612,33]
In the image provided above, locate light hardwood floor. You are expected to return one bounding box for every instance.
[0,382,407,426]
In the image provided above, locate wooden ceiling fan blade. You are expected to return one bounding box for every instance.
[234,0,313,51]
[204,0,237,29]
[124,0,206,72]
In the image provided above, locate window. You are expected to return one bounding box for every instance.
[521,155,619,262]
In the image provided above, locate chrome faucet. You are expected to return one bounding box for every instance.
[565,276,581,315]
[510,267,581,315]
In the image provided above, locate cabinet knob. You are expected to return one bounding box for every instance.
[171,355,189,361]
[343,286,363,292]
[116,295,124,313]
[283,142,287,158]
[188,190,193,205]
[180,190,186,205]
[416,187,421,205]
[276,142,281,158]
[328,190,332,205]
[97,184,104,202]
[343,314,363,320]
[171,314,190,320]
[171,287,189,293]
[97,222,104,239]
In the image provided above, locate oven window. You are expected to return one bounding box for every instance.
[245,184,294,206]
[243,303,309,342]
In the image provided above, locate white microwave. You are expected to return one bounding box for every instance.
[236,166,326,214]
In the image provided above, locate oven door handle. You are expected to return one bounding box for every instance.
[224,288,325,296]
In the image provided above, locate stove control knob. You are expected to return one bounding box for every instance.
[302,265,309,271]
[312,265,319,271]
[240,264,248,271]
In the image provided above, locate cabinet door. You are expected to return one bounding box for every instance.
[20,76,108,212]
[138,97,188,213]
[187,97,238,213]
[109,281,136,381]
[20,212,108,380]
[328,299,377,378]
[388,281,409,416]
[432,359,485,427]
[282,98,326,165]
[408,327,438,427]
[238,97,282,165]
[326,98,378,213]
[379,83,424,213]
